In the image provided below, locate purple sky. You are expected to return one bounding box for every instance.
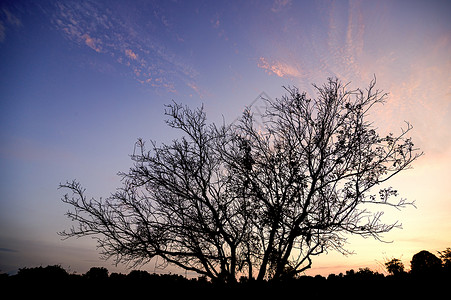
[1,0,450,276]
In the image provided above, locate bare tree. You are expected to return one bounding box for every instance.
[60,77,422,282]
[60,103,248,283]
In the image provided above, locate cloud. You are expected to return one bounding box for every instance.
[50,2,198,94]
[82,33,102,52]
[271,0,292,13]
[187,81,209,99]
[304,0,366,83]
[0,247,18,253]
[125,49,138,60]
[153,8,171,29]
[2,8,22,27]
[257,57,302,78]
[378,54,451,155]
[210,13,229,42]
[211,15,220,29]
[344,1,364,64]
[0,8,22,43]
[0,22,5,42]
[187,81,200,95]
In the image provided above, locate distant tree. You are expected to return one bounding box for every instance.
[345,269,355,277]
[110,272,127,281]
[60,77,422,283]
[127,270,152,281]
[84,267,109,280]
[354,267,383,280]
[327,273,337,280]
[410,250,442,276]
[0,272,8,280]
[17,265,68,281]
[385,258,405,276]
[438,248,451,271]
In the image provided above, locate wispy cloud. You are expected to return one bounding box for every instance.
[0,247,18,253]
[2,8,21,27]
[211,14,220,29]
[255,0,450,161]
[50,2,198,93]
[210,13,229,42]
[377,41,451,154]
[187,81,210,99]
[0,7,22,42]
[257,57,302,78]
[319,0,366,82]
[271,0,292,13]
[344,0,364,68]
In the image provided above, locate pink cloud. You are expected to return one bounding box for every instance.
[187,82,200,94]
[211,13,220,29]
[125,49,138,60]
[257,57,302,78]
[187,81,209,99]
[82,34,102,52]
[212,18,220,29]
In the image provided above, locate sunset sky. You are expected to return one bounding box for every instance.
[1,0,450,277]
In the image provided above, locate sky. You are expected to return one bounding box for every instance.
[0,0,450,277]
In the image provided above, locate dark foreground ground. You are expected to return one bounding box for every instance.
[1,269,448,299]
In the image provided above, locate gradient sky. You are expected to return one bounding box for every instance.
[1,0,450,277]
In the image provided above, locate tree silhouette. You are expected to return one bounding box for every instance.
[410,250,442,277]
[17,265,69,281]
[438,248,451,272]
[85,267,109,280]
[60,77,422,282]
[219,77,422,280]
[385,258,405,276]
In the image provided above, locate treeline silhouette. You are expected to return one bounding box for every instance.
[1,249,450,298]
